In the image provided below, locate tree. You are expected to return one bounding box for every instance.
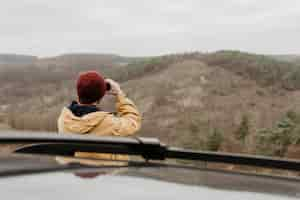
[256,117,295,157]
[206,128,223,151]
[234,115,250,142]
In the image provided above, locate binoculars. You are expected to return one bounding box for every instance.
[106,82,111,91]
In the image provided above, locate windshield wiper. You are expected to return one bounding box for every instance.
[1,132,300,171]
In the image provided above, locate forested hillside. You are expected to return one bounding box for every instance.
[1,51,300,161]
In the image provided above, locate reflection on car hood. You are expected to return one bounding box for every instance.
[0,172,299,200]
[0,154,300,199]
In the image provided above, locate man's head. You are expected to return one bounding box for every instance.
[76,71,107,104]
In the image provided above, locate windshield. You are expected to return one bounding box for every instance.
[0,0,300,196]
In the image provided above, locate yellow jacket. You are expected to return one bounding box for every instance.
[57,94,141,161]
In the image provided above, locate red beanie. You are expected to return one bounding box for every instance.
[76,71,107,104]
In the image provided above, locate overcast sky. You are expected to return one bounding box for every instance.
[0,0,299,57]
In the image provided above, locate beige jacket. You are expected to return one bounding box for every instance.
[57,94,141,161]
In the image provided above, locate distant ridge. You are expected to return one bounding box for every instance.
[0,54,37,65]
[269,54,300,63]
[35,53,143,68]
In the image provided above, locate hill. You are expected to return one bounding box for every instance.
[1,51,300,161]
[0,53,144,106]
[202,51,300,90]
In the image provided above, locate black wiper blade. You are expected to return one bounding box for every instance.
[0,132,166,160]
[0,132,142,145]
[1,132,300,171]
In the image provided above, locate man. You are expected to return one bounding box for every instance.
[57,71,141,160]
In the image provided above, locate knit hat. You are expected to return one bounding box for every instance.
[76,71,107,104]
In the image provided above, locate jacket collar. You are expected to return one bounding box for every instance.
[68,101,100,117]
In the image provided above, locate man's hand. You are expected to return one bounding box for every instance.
[105,79,124,96]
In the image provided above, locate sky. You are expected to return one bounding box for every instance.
[0,0,299,57]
